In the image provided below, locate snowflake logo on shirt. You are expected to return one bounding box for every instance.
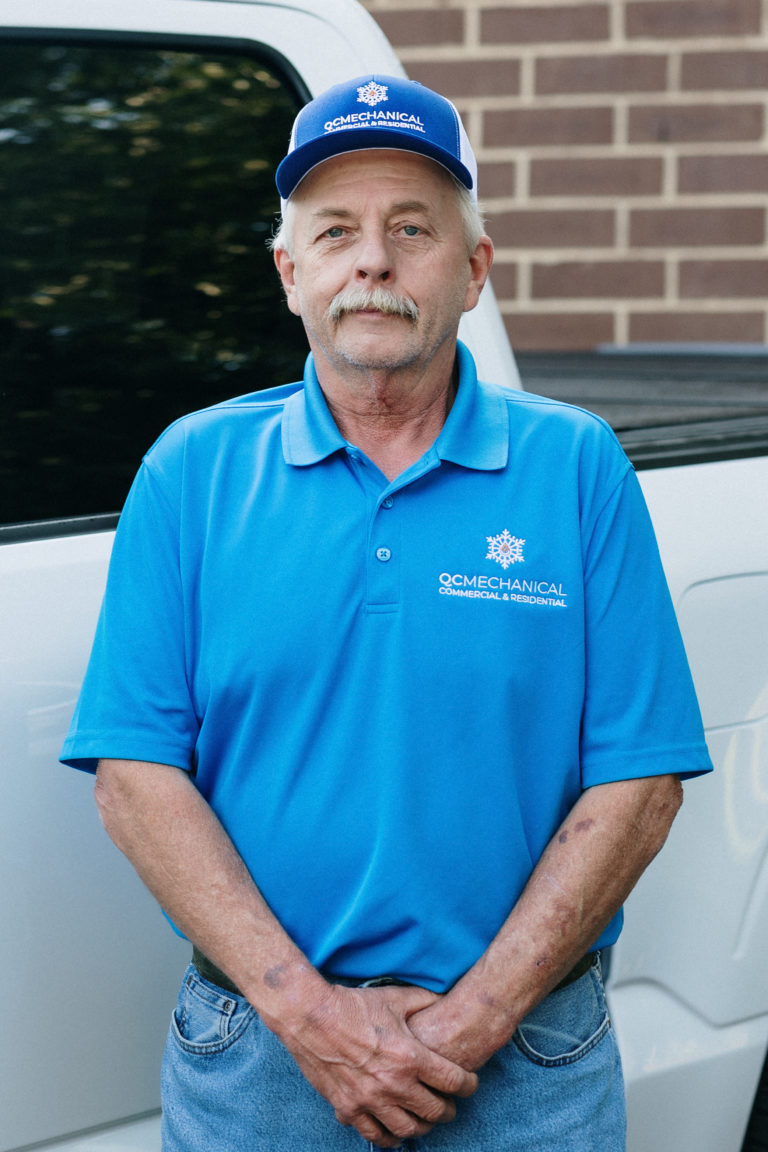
[357,80,389,107]
[486,529,525,569]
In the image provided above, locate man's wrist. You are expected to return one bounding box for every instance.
[243,954,333,1039]
[408,981,516,1071]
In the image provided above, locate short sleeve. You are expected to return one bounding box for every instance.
[60,454,198,774]
[580,466,712,786]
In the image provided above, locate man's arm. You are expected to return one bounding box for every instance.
[409,773,683,1071]
[94,759,477,1148]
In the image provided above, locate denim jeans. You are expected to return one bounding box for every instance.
[161,956,625,1151]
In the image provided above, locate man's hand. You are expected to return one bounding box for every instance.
[273,981,478,1148]
[408,993,505,1073]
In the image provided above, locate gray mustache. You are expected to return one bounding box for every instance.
[328,287,419,324]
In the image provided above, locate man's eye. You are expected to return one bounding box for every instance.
[325,226,345,239]
[402,225,421,237]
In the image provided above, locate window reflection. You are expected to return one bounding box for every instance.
[0,42,305,525]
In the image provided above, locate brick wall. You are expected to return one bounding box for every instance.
[359,0,768,351]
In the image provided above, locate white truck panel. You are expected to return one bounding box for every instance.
[610,458,768,1152]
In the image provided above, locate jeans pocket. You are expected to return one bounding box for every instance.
[171,965,255,1055]
[513,962,612,1068]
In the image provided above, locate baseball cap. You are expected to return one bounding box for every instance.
[275,75,477,206]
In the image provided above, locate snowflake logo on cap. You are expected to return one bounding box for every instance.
[357,80,389,107]
[486,529,525,569]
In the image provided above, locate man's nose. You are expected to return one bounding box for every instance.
[354,231,392,282]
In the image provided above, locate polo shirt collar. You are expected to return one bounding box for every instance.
[435,341,509,470]
[282,354,347,465]
[282,341,509,471]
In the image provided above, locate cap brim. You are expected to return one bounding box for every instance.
[275,127,475,202]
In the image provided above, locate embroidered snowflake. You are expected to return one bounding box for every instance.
[357,80,389,107]
[486,529,525,569]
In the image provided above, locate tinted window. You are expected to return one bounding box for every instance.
[0,41,306,530]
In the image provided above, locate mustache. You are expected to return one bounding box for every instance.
[328,286,419,324]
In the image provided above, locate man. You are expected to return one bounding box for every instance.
[62,75,712,1150]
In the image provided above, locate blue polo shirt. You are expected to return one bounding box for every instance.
[61,343,712,992]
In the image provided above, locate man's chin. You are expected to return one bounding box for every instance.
[332,333,421,373]
[337,349,421,373]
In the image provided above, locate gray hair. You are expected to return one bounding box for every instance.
[269,172,486,258]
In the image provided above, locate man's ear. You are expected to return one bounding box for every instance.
[274,247,301,317]
[463,236,494,314]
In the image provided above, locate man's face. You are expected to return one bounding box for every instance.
[274,150,491,381]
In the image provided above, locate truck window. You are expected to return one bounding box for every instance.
[0,39,306,536]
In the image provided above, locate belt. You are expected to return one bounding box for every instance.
[192,947,242,996]
[552,951,596,992]
[190,947,597,1001]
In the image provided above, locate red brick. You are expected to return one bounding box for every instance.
[504,312,615,351]
[682,51,768,90]
[530,157,662,197]
[678,154,768,193]
[477,161,517,199]
[536,54,667,95]
[629,103,763,143]
[532,261,665,299]
[365,9,464,48]
[679,260,768,298]
[630,207,765,247]
[488,262,518,298]
[489,208,615,248]
[626,0,761,39]
[484,106,613,147]
[629,311,765,343]
[406,59,521,99]
[481,5,609,45]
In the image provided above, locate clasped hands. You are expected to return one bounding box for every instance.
[278,980,504,1149]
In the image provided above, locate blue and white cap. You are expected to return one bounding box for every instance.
[276,75,478,207]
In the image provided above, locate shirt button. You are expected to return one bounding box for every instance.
[381,496,394,509]
[375,547,392,563]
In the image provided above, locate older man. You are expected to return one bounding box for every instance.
[62,76,712,1151]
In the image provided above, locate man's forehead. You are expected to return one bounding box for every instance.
[304,198,434,226]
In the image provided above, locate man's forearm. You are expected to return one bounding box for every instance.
[95,758,321,1014]
[410,773,683,1070]
[94,759,477,1147]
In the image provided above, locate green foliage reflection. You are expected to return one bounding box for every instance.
[0,42,305,523]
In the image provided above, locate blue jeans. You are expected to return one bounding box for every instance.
[161,957,625,1151]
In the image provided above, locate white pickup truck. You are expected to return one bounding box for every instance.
[1,3,766,1150]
